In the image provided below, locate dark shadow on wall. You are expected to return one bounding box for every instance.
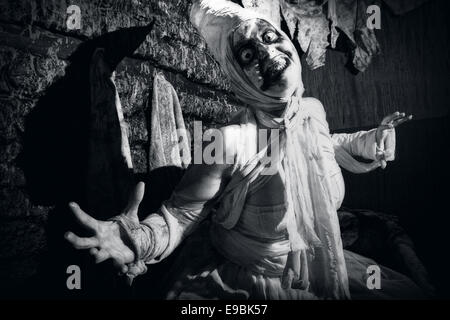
[20,23,153,208]
[10,24,184,299]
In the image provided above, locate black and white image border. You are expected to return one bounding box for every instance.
[0,0,448,302]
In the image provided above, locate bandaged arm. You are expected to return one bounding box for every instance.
[302,97,380,161]
[331,130,379,161]
[302,97,391,173]
[114,127,238,269]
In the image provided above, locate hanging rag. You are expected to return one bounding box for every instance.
[148,72,191,171]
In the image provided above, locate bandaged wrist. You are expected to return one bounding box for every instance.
[108,214,143,263]
[109,213,168,264]
[141,214,170,262]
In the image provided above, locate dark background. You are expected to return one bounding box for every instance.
[0,0,449,298]
[302,1,450,297]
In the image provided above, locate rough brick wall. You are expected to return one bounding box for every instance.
[0,0,241,289]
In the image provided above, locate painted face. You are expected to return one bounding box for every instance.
[231,19,302,98]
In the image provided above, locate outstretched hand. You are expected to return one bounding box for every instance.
[65,182,146,274]
[376,111,413,169]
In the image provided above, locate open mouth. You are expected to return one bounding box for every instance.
[261,55,291,91]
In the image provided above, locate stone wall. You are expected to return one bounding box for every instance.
[0,0,242,289]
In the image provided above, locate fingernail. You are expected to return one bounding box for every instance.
[69,202,77,208]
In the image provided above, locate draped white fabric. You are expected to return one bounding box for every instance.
[191,0,353,299]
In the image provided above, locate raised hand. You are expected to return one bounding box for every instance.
[376,111,413,169]
[65,182,146,274]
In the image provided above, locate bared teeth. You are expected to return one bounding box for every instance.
[263,56,287,75]
[273,59,286,71]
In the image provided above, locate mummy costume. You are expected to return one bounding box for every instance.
[88,0,424,300]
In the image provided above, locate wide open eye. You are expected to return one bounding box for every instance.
[263,30,278,44]
[239,46,255,64]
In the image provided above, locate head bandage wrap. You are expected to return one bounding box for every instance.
[190,0,305,109]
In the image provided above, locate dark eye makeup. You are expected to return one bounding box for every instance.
[238,45,256,65]
[233,25,283,66]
